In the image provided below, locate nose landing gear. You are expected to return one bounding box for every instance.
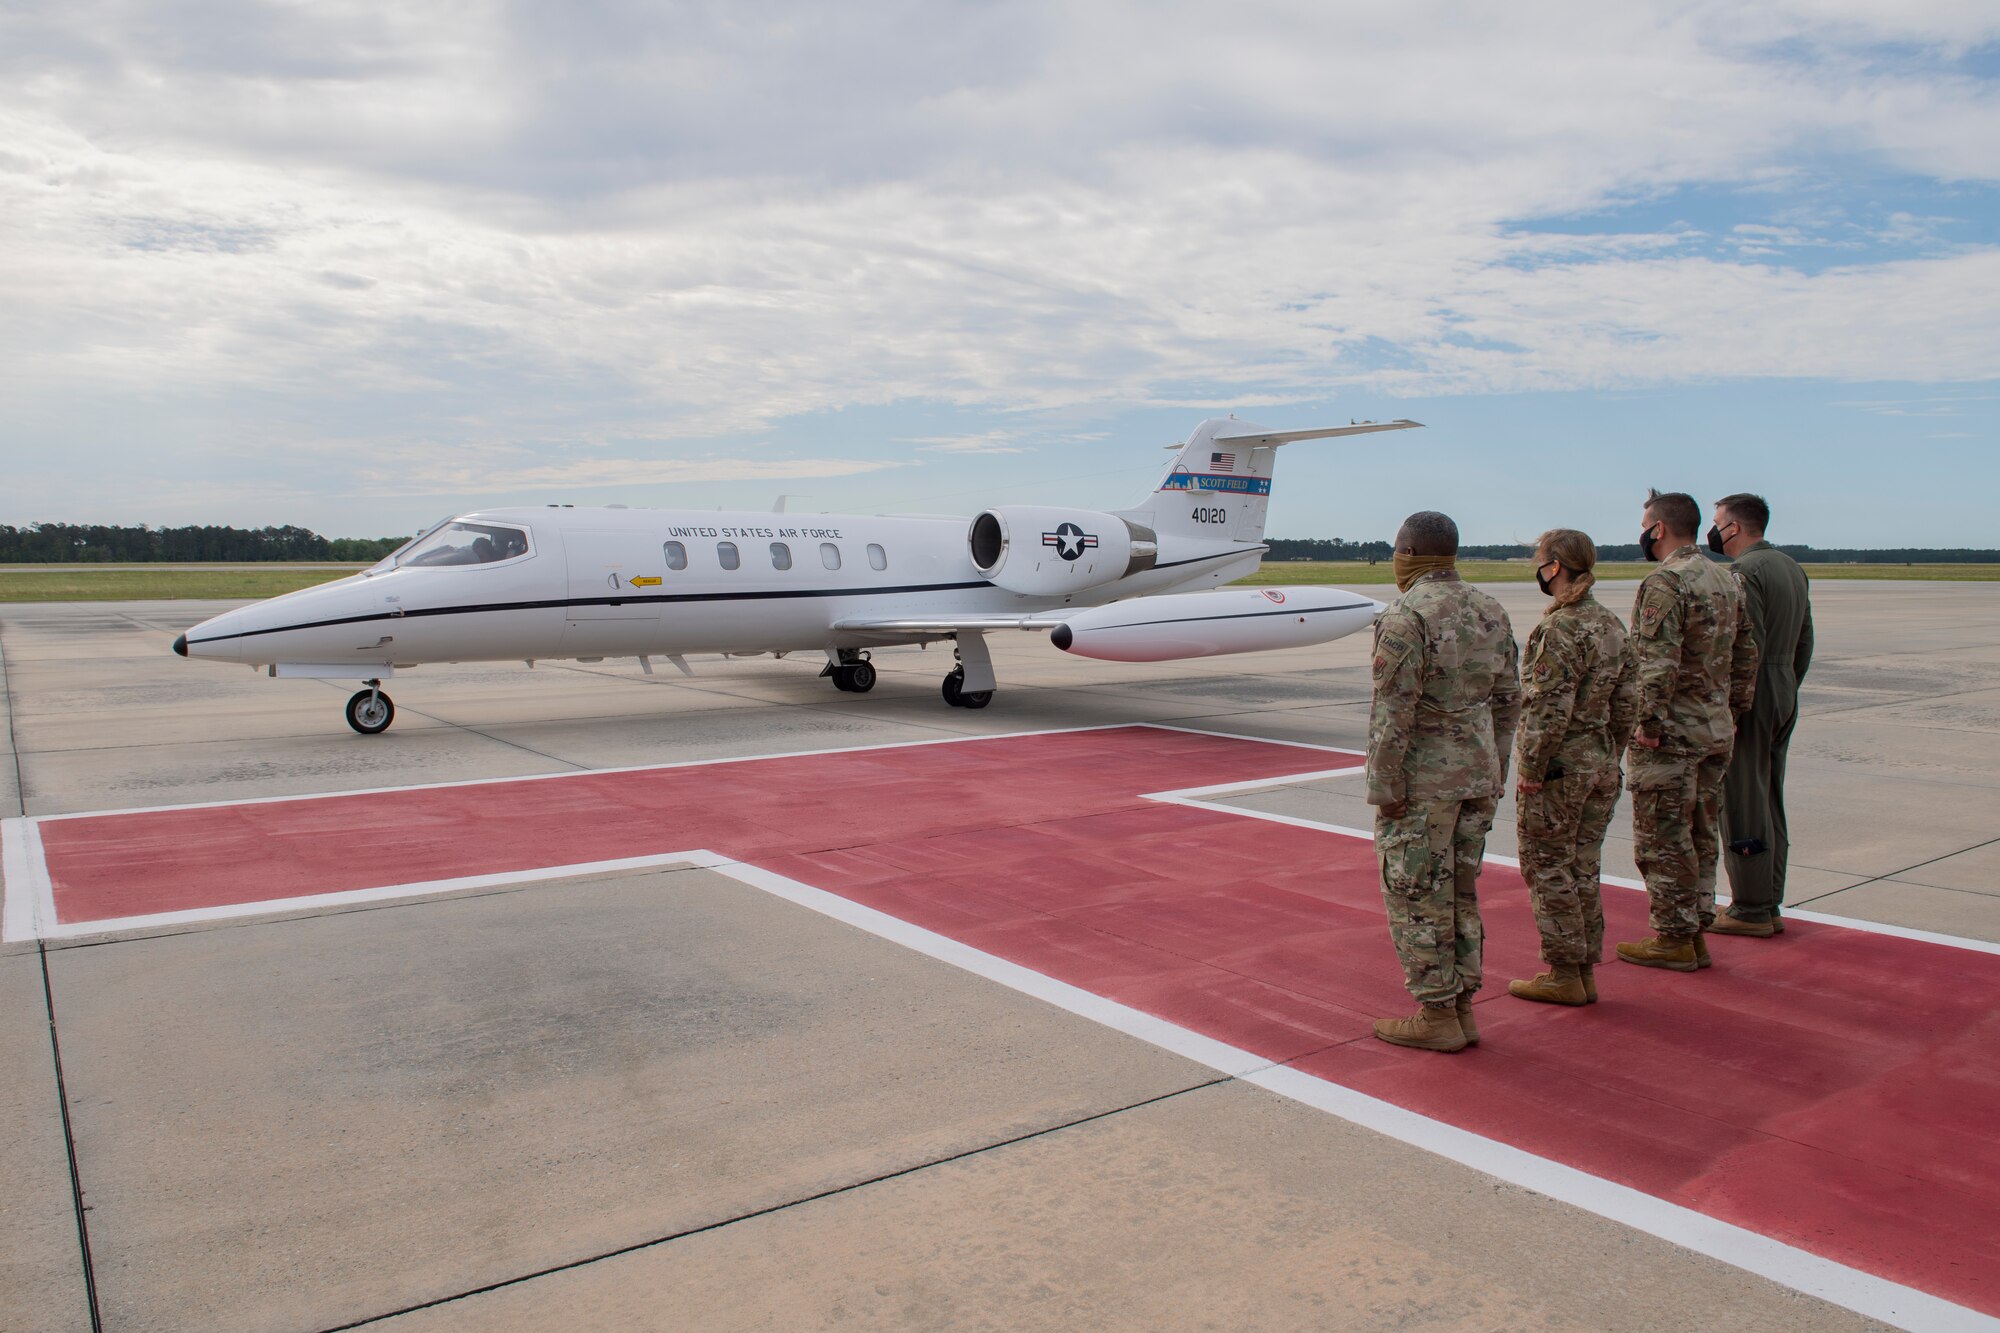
[345,680,396,734]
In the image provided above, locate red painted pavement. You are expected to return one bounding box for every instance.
[33,726,2000,1315]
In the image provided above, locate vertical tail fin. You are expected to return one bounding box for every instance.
[1121,417,1422,546]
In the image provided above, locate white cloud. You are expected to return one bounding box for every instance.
[1,0,1998,532]
[1833,393,1998,416]
[910,433,1034,455]
[367,454,914,496]
[1873,211,1964,247]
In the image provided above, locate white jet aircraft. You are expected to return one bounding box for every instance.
[174,417,1418,733]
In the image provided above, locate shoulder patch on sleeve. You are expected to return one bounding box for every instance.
[1372,614,1420,681]
[1374,631,1417,662]
[1526,622,1571,685]
[1636,584,1674,639]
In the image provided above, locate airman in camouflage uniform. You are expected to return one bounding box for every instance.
[1616,491,1758,973]
[1508,529,1638,1007]
[1368,511,1521,1053]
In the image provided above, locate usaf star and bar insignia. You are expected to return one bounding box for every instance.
[1042,522,1100,561]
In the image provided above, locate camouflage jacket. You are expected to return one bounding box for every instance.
[1629,544,1758,757]
[1367,569,1521,805]
[1515,592,1638,783]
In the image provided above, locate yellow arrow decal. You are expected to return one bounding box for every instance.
[628,575,663,587]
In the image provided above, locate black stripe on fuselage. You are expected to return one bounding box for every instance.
[182,548,1267,646]
[186,580,990,646]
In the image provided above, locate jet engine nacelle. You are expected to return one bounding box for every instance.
[968,506,1157,597]
[1050,586,1383,662]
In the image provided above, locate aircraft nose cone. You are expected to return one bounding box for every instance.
[172,633,188,657]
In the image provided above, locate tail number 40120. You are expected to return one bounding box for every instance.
[1193,506,1228,524]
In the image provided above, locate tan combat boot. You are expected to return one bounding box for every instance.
[1579,963,1598,1003]
[1616,934,1698,971]
[1710,913,1776,938]
[1508,962,1588,1006]
[1693,931,1712,969]
[1455,992,1480,1046]
[1373,1003,1468,1053]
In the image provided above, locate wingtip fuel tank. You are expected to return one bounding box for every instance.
[1051,586,1383,663]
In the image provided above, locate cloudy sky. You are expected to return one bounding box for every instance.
[3,1,1996,545]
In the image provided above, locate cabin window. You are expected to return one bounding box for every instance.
[663,541,687,571]
[770,542,792,570]
[820,542,841,570]
[717,541,740,571]
[400,521,530,568]
[867,543,887,571]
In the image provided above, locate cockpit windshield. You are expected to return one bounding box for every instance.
[396,521,531,569]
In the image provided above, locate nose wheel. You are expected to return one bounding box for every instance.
[941,666,992,710]
[345,682,396,734]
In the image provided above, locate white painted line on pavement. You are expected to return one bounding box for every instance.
[20,851,726,941]
[1156,789,2000,956]
[10,728,1996,1327]
[16,726,2000,960]
[720,856,1991,1333]
[0,817,52,945]
[35,722,1161,823]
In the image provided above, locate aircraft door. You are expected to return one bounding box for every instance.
[564,530,664,623]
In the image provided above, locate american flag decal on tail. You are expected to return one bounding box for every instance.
[1210,452,1235,471]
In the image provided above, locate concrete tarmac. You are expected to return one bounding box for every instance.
[4,581,1995,1331]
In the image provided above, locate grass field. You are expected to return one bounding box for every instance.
[0,567,366,602]
[0,559,1996,602]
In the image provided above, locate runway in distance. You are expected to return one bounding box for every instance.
[173,417,1420,732]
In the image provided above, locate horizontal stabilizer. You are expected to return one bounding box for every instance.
[1211,419,1423,447]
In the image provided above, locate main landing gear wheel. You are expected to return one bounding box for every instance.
[827,650,876,693]
[941,667,992,710]
[345,685,395,735]
[832,660,878,693]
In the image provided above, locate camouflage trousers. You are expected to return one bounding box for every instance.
[1376,796,1495,1005]
[1516,766,1621,965]
[1627,748,1731,938]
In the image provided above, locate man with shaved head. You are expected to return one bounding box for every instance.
[1365,510,1521,1053]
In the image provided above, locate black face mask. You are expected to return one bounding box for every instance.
[1706,523,1734,555]
[1535,562,1559,595]
[1639,522,1661,562]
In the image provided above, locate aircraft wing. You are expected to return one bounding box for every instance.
[830,612,1073,635]
[1212,419,1422,446]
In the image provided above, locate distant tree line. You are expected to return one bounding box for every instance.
[1268,538,2000,564]
[0,523,408,563]
[4,523,1994,566]
[1264,538,1396,563]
